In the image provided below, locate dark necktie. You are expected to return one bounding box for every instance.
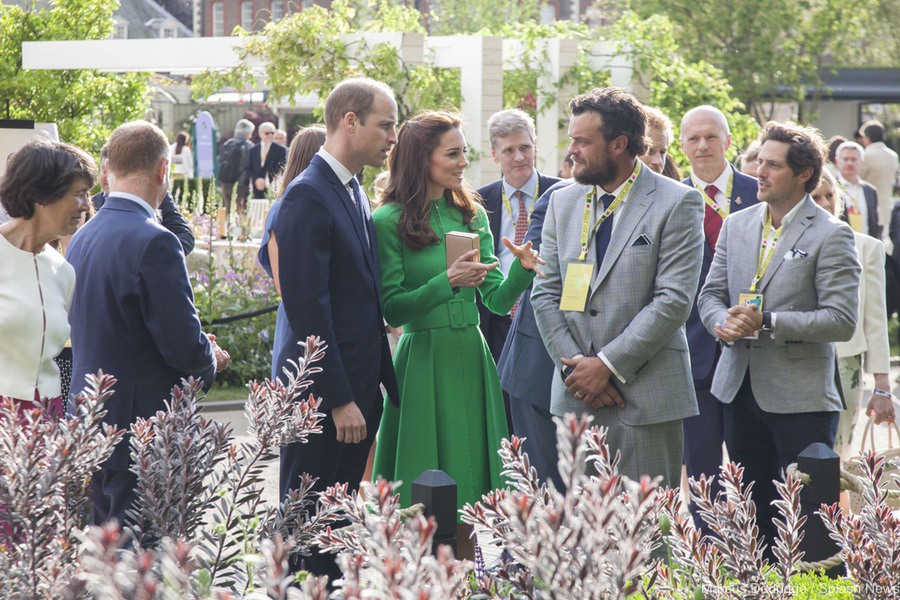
[348,177,371,249]
[703,183,723,253]
[595,193,616,267]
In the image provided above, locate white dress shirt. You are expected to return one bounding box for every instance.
[837,175,869,233]
[497,169,539,276]
[690,164,733,212]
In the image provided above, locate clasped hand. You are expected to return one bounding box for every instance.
[207,333,231,371]
[714,304,763,343]
[561,356,625,409]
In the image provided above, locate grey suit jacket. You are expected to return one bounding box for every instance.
[532,165,704,426]
[697,197,860,414]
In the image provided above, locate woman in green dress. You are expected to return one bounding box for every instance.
[371,110,543,537]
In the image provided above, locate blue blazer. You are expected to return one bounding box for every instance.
[273,154,398,413]
[67,196,216,468]
[92,191,194,255]
[247,142,287,183]
[683,168,759,382]
[496,179,572,408]
[476,173,561,358]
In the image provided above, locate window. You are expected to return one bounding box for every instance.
[113,18,128,39]
[161,24,177,38]
[241,0,254,30]
[211,2,224,36]
[271,0,283,21]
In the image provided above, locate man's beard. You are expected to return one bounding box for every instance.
[574,156,618,188]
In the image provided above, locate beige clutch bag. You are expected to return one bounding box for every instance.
[445,231,479,267]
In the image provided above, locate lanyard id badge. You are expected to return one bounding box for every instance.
[738,292,763,340]
[560,161,641,312]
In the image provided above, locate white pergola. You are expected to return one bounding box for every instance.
[22,33,645,186]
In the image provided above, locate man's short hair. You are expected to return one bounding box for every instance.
[234,119,255,138]
[99,143,109,162]
[679,105,731,139]
[569,87,648,157]
[258,121,276,134]
[106,121,170,178]
[644,106,673,143]
[324,78,394,133]
[861,120,886,143]
[836,141,864,160]
[760,121,826,193]
[488,109,536,147]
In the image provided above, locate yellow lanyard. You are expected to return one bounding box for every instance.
[695,171,733,220]
[578,161,642,261]
[750,210,782,292]
[501,178,540,227]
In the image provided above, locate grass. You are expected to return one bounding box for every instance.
[202,383,248,404]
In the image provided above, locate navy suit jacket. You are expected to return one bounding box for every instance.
[247,142,287,184]
[476,172,561,359]
[683,168,759,382]
[839,181,882,239]
[496,179,572,408]
[67,196,216,469]
[273,154,398,414]
[92,191,194,255]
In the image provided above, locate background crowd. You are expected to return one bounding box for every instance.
[1,76,899,582]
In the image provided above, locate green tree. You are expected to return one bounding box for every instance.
[0,0,149,152]
[631,0,873,122]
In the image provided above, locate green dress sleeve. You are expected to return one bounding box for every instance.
[373,204,456,328]
[473,206,536,315]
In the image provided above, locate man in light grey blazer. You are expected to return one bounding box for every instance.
[698,121,860,550]
[532,87,704,488]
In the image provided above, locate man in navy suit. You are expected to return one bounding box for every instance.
[91,143,194,255]
[680,106,759,510]
[497,178,569,488]
[274,78,399,581]
[248,121,288,199]
[67,121,229,527]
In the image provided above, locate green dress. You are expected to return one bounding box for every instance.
[372,198,535,512]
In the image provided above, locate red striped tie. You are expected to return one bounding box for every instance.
[511,190,528,318]
[703,184,723,253]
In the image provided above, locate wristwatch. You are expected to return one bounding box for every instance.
[761,311,774,332]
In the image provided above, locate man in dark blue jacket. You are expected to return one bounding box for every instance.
[68,121,229,527]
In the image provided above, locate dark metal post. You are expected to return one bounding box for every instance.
[411,469,457,555]
[796,443,842,577]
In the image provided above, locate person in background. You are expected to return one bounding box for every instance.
[860,120,900,233]
[0,139,95,417]
[813,169,894,458]
[248,122,287,199]
[274,129,288,147]
[825,135,848,178]
[662,154,682,181]
[258,125,327,378]
[218,119,256,221]
[559,154,574,179]
[372,110,543,557]
[835,141,881,239]
[641,106,674,175]
[93,144,194,255]
[170,130,194,203]
[739,140,761,177]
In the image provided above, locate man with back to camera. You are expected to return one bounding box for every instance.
[532,87,704,488]
[698,121,859,550]
[67,120,229,527]
[859,120,899,234]
[679,105,759,519]
[274,78,400,581]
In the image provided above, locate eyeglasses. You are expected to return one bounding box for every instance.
[262,131,275,136]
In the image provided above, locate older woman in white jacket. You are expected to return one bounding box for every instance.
[813,169,894,459]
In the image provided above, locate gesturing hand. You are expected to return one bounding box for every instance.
[332,401,367,444]
[447,248,499,288]
[501,237,546,278]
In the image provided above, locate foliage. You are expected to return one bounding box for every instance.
[462,413,663,598]
[0,374,123,598]
[316,479,473,598]
[820,451,900,599]
[631,0,880,122]
[608,13,759,168]
[0,0,148,152]
[426,0,543,36]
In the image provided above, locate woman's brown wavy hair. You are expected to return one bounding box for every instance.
[381,110,480,251]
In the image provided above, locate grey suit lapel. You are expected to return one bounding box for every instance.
[591,167,655,292]
[758,197,816,293]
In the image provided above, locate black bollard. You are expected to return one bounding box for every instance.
[411,469,457,555]
[796,442,842,578]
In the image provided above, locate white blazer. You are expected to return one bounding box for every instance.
[836,232,890,373]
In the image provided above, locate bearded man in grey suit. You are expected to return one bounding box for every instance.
[698,121,859,550]
[532,87,704,487]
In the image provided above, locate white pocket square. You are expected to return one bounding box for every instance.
[783,248,808,261]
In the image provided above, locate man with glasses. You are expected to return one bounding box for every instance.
[248,121,287,199]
